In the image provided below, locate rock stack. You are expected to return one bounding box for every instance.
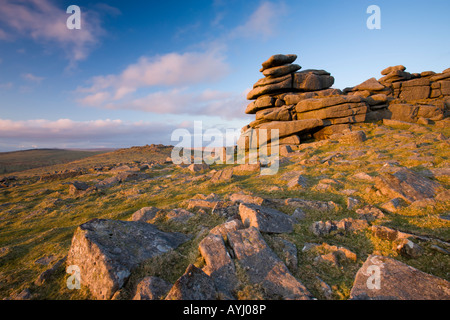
[242,54,449,148]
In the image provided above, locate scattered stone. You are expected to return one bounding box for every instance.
[347,197,361,210]
[285,198,339,212]
[227,227,312,300]
[188,163,210,173]
[272,237,298,271]
[35,257,67,286]
[199,234,238,298]
[380,198,404,213]
[238,203,294,234]
[132,276,172,300]
[350,255,450,300]
[396,239,424,258]
[287,175,308,189]
[355,205,385,222]
[232,163,261,174]
[131,207,160,223]
[165,264,217,300]
[375,167,444,203]
[315,277,333,300]
[166,208,194,222]
[371,225,410,241]
[69,181,90,196]
[67,219,190,299]
[209,219,244,239]
[230,193,268,206]
[210,168,233,183]
[430,245,450,255]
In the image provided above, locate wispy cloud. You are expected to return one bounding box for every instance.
[101,88,250,120]
[0,0,108,67]
[21,73,45,83]
[78,50,229,99]
[230,1,287,39]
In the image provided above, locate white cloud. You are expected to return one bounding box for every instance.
[230,1,287,39]
[78,50,230,99]
[0,0,106,66]
[97,88,250,120]
[21,73,45,83]
[0,82,13,90]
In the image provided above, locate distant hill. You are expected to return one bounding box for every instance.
[0,144,173,177]
[0,148,112,174]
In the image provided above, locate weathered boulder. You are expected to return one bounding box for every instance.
[188,163,209,173]
[238,203,294,233]
[67,219,190,300]
[199,234,238,298]
[296,103,368,120]
[259,54,297,72]
[69,181,90,196]
[255,105,293,122]
[256,119,324,139]
[245,95,275,114]
[227,227,312,299]
[132,276,172,300]
[230,193,268,206]
[263,64,301,78]
[350,255,450,300]
[284,198,339,211]
[375,167,444,203]
[354,78,385,91]
[165,264,217,300]
[131,207,160,223]
[166,208,194,222]
[381,65,406,75]
[210,168,233,183]
[293,71,334,91]
[284,88,342,105]
[295,95,364,113]
[247,76,293,100]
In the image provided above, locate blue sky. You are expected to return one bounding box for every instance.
[0,0,449,151]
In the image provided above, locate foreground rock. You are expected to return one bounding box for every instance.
[199,234,239,298]
[375,167,444,203]
[132,276,172,300]
[165,264,217,300]
[238,203,294,233]
[227,227,313,300]
[67,219,190,300]
[350,255,450,300]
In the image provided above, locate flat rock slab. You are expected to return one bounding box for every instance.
[132,276,172,300]
[285,198,339,211]
[165,264,217,300]
[238,203,294,233]
[350,255,450,300]
[67,219,190,300]
[227,227,312,300]
[199,234,239,298]
[375,167,444,203]
[260,54,297,72]
[256,119,324,139]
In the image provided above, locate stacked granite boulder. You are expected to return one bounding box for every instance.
[243,54,370,146]
[242,54,449,148]
[345,65,449,124]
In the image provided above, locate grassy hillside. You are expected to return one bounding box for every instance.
[0,126,448,300]
[0,149,112,175]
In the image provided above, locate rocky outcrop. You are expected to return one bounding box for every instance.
[227,227,313,300]
[66,219,190,300]
[350,255,450,300]
[242,54,449,149]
